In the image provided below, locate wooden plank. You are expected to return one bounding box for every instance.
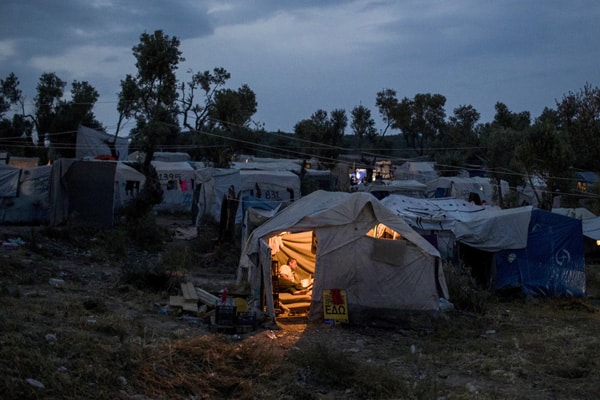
[181,282,199,302]
[169,295,186,308]
[195,287,219,306]
[182,302,198,312]
[170,295,198,312]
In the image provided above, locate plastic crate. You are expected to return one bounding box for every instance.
[215,305,237,325]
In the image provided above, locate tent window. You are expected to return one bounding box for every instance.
[366,223,400,240]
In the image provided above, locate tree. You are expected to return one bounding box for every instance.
[34,72,66,145]
[515,121,573,210]
[434,104,481,176]
[27,73,104,160]
[375,89,398,137]
[69,80,102,130]
[491,102,531,131]
[294,108,346,166]
[210,84,257,130]
[120,30,184,172]
[0,73,34,154]
[474,103,532,207]
[181,67,231,132]
[350,105,377,150]
[376,90,446,156]
[480,126,523,207]
[555,83,600,171]
[0,73,22,118]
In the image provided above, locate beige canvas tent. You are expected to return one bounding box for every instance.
[237,191,449,324]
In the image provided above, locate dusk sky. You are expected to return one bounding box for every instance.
[1,0,599,136]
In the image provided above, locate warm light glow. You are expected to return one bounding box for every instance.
[596,240,600,247]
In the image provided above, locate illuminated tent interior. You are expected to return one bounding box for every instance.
[237,191,449,324]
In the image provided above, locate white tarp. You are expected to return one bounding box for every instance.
[381,194,532,254]
[452,206,533,251]
[76,125,129,161]
[552,207,596,220]
[195,168,241,223]
[395,161,438,184]
[427,176,509,206]
[230,156,305,173]
[195,168,301,225]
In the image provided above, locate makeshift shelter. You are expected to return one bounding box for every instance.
[395,161,438,184]
[237,191,449,324]
[76,126,129,161]
[195,168,241,224]
[500,210,585,296]
[195,168,301,225]
[49,160,145,227]
[358,179,427,200]
[151,161,198,212]
[0,163,20,198]
[0,165,51,224]
[427,176,509,206]
[382,195,586,297]
[381,194,486,259]
[230,157,305,173]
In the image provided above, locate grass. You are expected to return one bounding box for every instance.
[1,219,599,399]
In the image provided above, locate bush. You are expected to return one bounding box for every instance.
[444,261,491,314]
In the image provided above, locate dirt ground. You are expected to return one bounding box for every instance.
[1,215,600,399]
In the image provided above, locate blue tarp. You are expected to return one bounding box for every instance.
[495,209,586,297]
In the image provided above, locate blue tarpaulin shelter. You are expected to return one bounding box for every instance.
[494,209,586,297]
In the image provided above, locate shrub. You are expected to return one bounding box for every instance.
[444,261,491,314]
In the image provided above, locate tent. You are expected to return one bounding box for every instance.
[0,163,21,198]
[395,161,438,184]
[237,190,449,324]
[381,194,487,259]
[427,176,509,206]
[230,157,305,173]
[195,168,301,225]
[382,195,586,297]
[492,209,585,296]
[358,179,427,200]
[151,161,198,212]
[1,164,52,224]
[49,159,145,227]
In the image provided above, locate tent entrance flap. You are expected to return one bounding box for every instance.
[268,231,316,279]
[258,231,317,319]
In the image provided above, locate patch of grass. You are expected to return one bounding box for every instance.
[290,343,411,399]
[132,335,280,400]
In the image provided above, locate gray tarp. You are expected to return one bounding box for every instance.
[381,195,532,253]
[0,164,20,197]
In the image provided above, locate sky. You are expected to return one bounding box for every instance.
[1,0,599,137]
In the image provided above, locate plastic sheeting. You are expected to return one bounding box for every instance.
[495,209,586,297]
[76,126,129,161]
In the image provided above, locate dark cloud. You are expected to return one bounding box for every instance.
[1,0,599,133]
